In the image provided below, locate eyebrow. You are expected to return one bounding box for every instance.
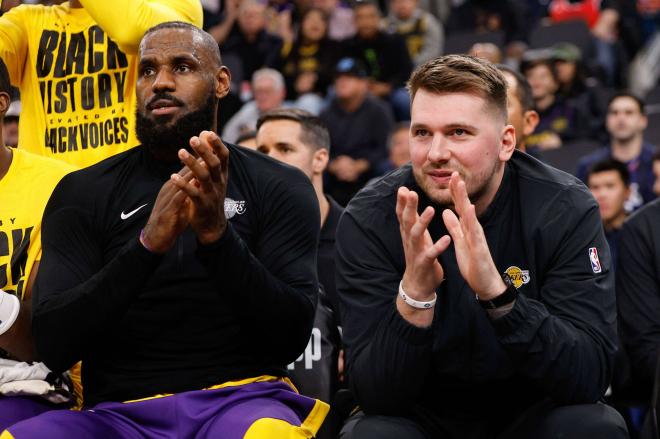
[139,53,201,68]
[410,122,479,131]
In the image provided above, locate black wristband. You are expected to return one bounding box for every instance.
[477,273,518,310]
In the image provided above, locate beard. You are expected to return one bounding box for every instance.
[413,160,500,210]
[136,93,216,161]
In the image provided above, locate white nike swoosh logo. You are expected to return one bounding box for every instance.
[120,203,148,220]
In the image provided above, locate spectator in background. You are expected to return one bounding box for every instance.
[591,7,629,88]
[522,57,585,151]
[256,108,343,322]
[278,8,340,114]
[321,57,394,206]
[586,159,631,270]
[498,65,540,153]
[551,42,611,144]
[256,109,343,439]
[235,130,258,150]
[0,0,202,168]
[577,93,656,212]
[377,121,411,175]
[343,0,413,121]
[217,0,283,89]
[383,0,443,68]
[222,68,289,144]
[2,100,19,147]
[312,0,356,41]
[469,42,503,65]
[553,43,590,101]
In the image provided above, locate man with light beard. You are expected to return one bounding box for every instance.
[336,55,626,438]
[3,22,327,438]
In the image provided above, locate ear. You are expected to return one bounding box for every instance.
[641,114,648,131]
[312,148,329,175]
[0,92,10,116]
[215,66,231,99]
[499,124,516,161]
[523,110,540,137]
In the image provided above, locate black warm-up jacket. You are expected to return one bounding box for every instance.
[336,150,617,434]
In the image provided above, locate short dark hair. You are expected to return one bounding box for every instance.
[141,21,222,66]
[587,158,630,187]
[0,57,11,96]
[496,64,534,112]
[607,92,645,115]
[256,108,331,152]
[408,55,508,122]
[354,0,380,12]
[520,58,559,84]
[235,130,257,145]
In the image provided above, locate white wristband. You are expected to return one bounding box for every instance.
[398,281,437,309]
[0,290,20,336]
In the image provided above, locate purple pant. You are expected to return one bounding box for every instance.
[1,379,328,439]
[0,396,65,431]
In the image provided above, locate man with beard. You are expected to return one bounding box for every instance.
[337,55,627,438]
[2,22,327,438]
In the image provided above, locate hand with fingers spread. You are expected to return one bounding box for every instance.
[141,167,194,254]
[441,172,506,300]
[396,186,452,321]
[171,130,229,245]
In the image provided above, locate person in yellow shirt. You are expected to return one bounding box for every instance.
[0,57,78,430]
[0,0,202,168]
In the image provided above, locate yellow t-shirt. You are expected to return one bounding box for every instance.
[0,0,203,168]
[0,148,75,301]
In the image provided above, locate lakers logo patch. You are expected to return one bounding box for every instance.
[224,198,246,219]
[504,266,530,289]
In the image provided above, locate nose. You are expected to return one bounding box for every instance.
[152,68,175,92]
[427,134,450,163]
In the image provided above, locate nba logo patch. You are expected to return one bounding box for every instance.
[588,247,602,273]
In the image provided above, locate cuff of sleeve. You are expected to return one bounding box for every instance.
[195,223,239,258]
[489,293,531,336]
[388,305,434,346]
[131,235,165,269]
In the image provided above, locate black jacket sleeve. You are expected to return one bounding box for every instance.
[32,176,163,373]
[617,202,660,388]
[196,179,320,366]
[490,187,617,404]
[337,210,434,415]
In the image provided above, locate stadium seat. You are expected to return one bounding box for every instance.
[645,108,660,146]
[539,139,601,175]
[529,19,592,55]
[443,30,505,55]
